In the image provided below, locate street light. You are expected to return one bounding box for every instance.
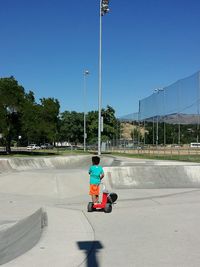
[84,70,89,152]
[98,0,110,156]
[154,88,164,147]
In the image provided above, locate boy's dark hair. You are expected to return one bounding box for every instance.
[92,156,100,165]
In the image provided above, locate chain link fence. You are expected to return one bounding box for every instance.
[111,71,200,157]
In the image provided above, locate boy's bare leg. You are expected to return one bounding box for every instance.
[92,195,98,203]
[92,195,96,203]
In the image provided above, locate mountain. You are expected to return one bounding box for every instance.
[119,113,200,125]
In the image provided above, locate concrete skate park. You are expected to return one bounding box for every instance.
[1,155,200,267]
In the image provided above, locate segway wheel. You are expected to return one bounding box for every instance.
[87,202,94,212]
[104,203,112,213]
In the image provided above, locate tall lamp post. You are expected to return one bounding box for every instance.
[84,70,89,152]
[154,88,164,147]
[98,0,110,156]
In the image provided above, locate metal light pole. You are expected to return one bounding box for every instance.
[163,88,166,147]
[84,70,89,152]
[153,117,155,146]
[153,89,159,147]
[156,114,159,147]
[197,72,200,143]
[98,0,109,156]
[154,88,164,147]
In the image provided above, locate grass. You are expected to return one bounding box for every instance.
[111,152,200,163]
[0,149,91,157]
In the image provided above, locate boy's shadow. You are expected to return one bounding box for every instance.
[77,241,104,267]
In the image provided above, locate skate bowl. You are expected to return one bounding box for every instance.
[0,155,113,265]
[1,155,200,266]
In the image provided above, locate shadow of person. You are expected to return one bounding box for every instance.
[77,241,104,267]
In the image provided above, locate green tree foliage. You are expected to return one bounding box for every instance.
[60,111,84,144]
[144,121,199,145]
[0,77,25,153]
[101,105,118,142]
[59,106,120,145]
[21,91,39,144]
[39,98,60,144]
[0,77,61,152]
[86,111,98,144]
[87,105,120,144]
[86,106,119,145]
[21,93,60,145]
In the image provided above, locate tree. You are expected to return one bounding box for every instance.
[59,105,119,147]
[87,111,98,144]
[0,77,25,153]
[21,93,42,144]
[21,95,60,145]
[87,106,119,145]
[101,105,118,142]
[59,111,83,144]
[39,98,60,145]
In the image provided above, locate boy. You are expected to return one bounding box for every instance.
[89,156,104,204]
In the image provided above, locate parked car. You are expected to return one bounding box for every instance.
[40,143,54,149]
[27,144,41,150]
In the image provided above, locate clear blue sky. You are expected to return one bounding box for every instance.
[1,0,200,117]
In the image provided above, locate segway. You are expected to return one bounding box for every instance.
[87,184,118,213]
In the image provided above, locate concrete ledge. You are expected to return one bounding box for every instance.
[0,208,47,265]
[0,159,13,173]
[0,155,114,174]
[8,155,90,171]
[0,155,90,173]
[4,207,94,267]
[104,165,200,189]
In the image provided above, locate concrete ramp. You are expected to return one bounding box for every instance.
[104,165,200,189]
[0,208,47,265]
[0,159,13,173]
[0,155,114,173]
[8,155,91,171]
[3,207,94,267]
